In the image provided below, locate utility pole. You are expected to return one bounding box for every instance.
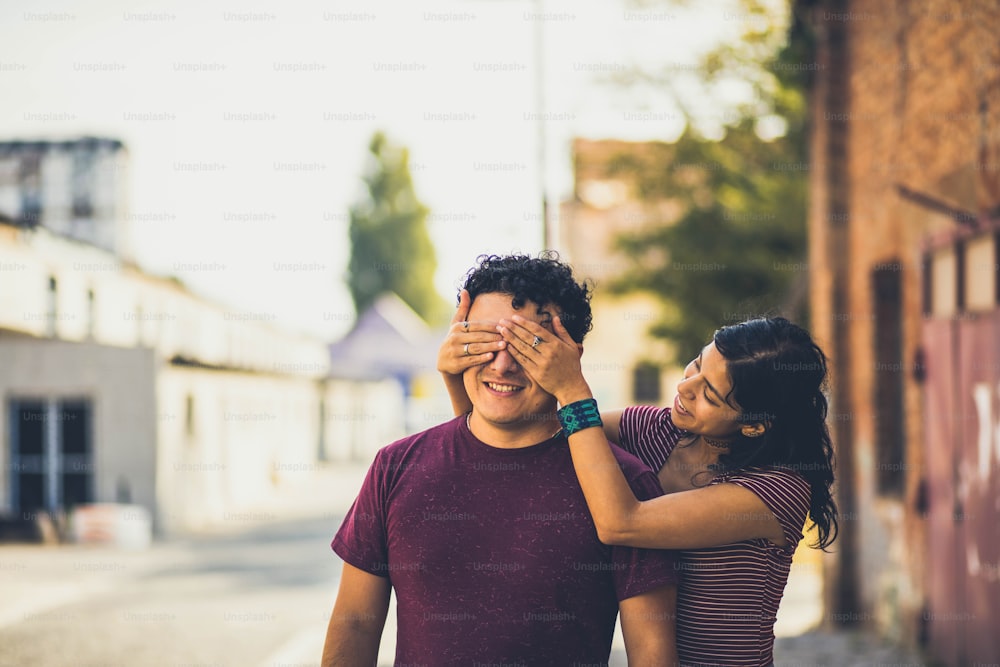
[534,0,556,251]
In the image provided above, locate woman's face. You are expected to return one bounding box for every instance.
[670,341,744,439]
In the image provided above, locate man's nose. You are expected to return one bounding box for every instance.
[489,347,521,374]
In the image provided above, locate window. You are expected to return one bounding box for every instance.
[10,399,46,512]
[185,394,195,438]
[71,148,94,219]
[47,276,57,338]
[927,246,958,318]
[632,362,661,404]
[873,264,905,496]
[60,400,93,508]
[995,232,1000,308]
[965,234,996,311]
[86,289,95,340]
[317,398,327,462]
[8,398,94,513]
[18,153,41,227]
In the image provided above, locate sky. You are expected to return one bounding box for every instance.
[2,0,773,339]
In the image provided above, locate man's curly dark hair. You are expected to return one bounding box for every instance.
[459,252,593,343]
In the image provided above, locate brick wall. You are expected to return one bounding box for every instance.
[807,0,1000,651]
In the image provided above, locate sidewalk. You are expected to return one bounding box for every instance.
[769,536,931,666]
[0,461,369,633]
[0,540,191,631]
[606,629,931,666]
[774,630,931,666]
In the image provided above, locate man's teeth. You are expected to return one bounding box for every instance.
[487,382,520,393]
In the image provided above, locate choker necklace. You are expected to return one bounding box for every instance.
[466,413,563,441]
[702,434,733,449]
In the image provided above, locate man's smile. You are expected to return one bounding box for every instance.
[485,381,523,394]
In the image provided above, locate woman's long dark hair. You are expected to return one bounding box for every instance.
[712,317,838,549]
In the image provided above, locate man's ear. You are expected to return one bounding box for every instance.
[576,343,584,358]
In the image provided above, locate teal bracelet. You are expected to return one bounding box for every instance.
[557,398,602,437]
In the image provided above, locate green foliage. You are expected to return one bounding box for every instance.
[347,132,445,324]
[611,0,812,364]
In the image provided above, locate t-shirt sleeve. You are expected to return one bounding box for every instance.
[610,464,681,601]
[724,467,811,552]
[618,405,679,473]
[617,405,658,456]
[331,451,390,577]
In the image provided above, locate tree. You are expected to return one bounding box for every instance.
[347,132,445,323]
[609,0,815,363]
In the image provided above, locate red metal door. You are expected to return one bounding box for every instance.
[922,317,963,664]
[956,312,1000,662]
[923,311,1000,664]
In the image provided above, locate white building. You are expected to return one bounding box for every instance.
[0,138,419,537]
[0,138,130,258]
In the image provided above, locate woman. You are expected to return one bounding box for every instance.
[439,290,837,667]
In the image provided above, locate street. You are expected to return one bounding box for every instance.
[0,515,345,667]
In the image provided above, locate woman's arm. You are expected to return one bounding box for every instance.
[499,314,786,550]
[572,424,786,549]
[436,289,505,416]
[441,373,471,417]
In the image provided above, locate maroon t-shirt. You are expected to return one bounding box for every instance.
[332,415,679,666]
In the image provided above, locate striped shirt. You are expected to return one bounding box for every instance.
[619,405,811,667]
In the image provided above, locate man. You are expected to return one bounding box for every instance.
[322,253,679,666]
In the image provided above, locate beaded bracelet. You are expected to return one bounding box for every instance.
[557,398,603,437]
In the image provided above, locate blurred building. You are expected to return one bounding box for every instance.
[804,1,999,662]
[0,138,415,537]
[558,139,681,408]
[0,138,130,257]
[327,291,451,458]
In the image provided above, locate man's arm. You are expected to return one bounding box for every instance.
[618,584,678,667]
[321,562,392,667]
[602,409,625,445]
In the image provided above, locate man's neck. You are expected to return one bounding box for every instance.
[466,411,563,449]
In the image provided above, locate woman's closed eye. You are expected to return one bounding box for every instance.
[693,358,719,406]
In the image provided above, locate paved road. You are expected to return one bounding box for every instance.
[0,516,345,667]
[773,630,931,666]
[0,462,365,667]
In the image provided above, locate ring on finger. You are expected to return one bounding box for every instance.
[463,343,470,356]
[461,321,469,331]
[531,335,542,349]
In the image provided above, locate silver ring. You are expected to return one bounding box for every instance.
[531,336,542,349]
[461,321,469,331]
[463,343,470,356]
